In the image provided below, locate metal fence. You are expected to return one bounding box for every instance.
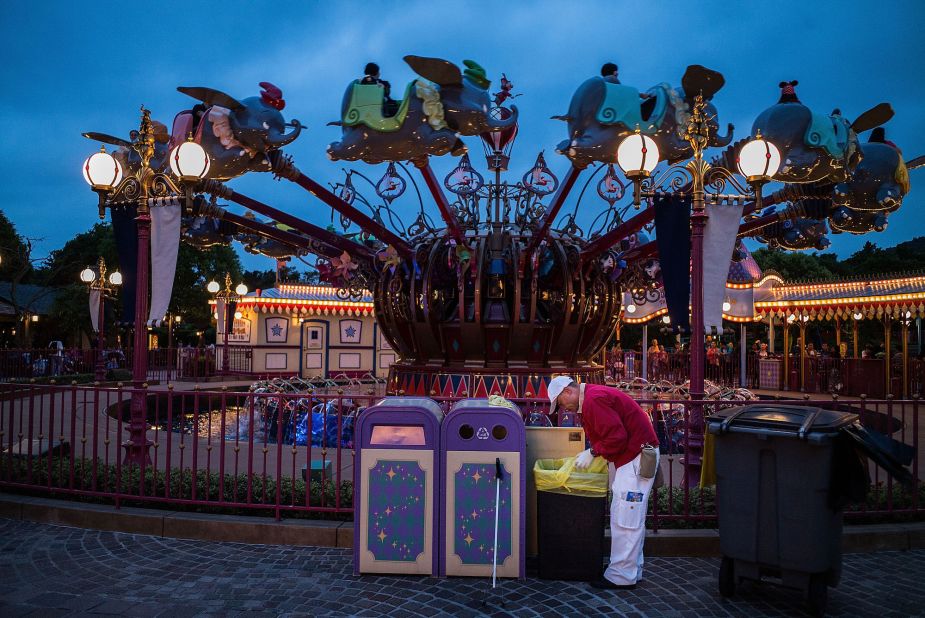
[1,382,921,525]
[0,347,249,384]
[609,351,925,399]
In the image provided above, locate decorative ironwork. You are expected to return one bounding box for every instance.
[522,152,558,196]
[375,162,406,203]
[444,154,484,195]
[597,164,626,206]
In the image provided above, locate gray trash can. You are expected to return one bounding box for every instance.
[707,405,858,617]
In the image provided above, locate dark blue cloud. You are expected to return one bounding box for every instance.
[1,0,922,270]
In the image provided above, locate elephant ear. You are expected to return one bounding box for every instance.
[906,155,925,170]
[404,55,462,86]
[851,102,894,133]
[681,65,725,101]
[82,132,132,148]
[177,86,244,110]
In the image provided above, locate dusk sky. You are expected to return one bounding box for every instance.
[2,1,923,272]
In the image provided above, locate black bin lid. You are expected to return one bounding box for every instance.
[707,405,858,437]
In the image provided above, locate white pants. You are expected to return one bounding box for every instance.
[605,451,658,585]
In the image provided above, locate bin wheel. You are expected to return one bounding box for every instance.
[807,573,828,617]
[718,556,735,598]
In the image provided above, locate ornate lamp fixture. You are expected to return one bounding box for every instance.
[80,257,122,382]
[207,273,248,374]
[616,128,660,208]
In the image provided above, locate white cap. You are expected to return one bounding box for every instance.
[547,375,575,415]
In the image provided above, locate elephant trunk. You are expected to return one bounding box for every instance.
[488,105,519,130]
[266,119,302,149]
[712,122,734,148]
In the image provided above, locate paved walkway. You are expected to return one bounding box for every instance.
[1,519,923,617]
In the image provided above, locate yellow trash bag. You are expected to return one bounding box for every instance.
[534,456,609,497]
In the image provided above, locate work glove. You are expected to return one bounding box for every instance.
[575,448,595,470]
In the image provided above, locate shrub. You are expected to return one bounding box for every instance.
[1,455,352,520]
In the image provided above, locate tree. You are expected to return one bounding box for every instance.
[0,210,33,284]
[750,248,836,281]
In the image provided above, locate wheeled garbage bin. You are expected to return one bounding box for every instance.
[707,405,858,616]
[534,457,608,581]
[354,397,444,575]
[440,399,526,579]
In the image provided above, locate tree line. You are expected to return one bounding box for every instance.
[0,211,317,348]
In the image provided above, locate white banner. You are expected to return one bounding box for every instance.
[89,289,101,332]
[147,197,182,326]
[702,201,745,333]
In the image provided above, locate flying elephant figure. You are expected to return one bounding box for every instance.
[751,81,893,184]
[327,55,519,164]
[755,214,831,251]
[82,121,171,177]
[234,220,306,259]
[554,64,734,169]
[181,216,235,249]
[173,82,302,181]
[833,128,924,213]
[830,207,890,235]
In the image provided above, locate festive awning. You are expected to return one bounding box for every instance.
[210,283,375,317]
[754,272,925,320]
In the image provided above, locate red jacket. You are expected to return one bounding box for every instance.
[580,384,658,468]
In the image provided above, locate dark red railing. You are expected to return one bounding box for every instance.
[0,347,254,384]
[0,382,921,524]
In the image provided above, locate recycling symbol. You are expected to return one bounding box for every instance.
[476,426,490,440]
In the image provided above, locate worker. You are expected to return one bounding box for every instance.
[548,375,659,590]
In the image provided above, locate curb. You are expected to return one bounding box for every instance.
[1,492,922,556]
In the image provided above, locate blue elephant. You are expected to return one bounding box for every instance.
[327,55,518,164]
[174,82,302,181]
[833,130,919,213]
[554,65,733,169]
[751,81,892,184]
[182,216,235,249]
[755,214,831,251]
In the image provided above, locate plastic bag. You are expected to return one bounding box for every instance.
[534,456,609,497]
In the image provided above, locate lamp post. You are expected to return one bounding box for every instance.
[80,257,122,382]
[83,107,210,465]
[617,96,780,485]
[207,273,247,375]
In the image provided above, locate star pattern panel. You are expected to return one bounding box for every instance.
[453,462,512,566]
[366,460,426,563]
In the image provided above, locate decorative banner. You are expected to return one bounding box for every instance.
[340,319,362,343]
[703,201,745,333]
[265,316,289,343]
[215,299,226,335]
[654,194,691,333]
[229,317,251,342]
[89,289,101,333]
[147,197,182,325]
[110,204,138,324]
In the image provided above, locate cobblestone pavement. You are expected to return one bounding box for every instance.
[1,518,922,617]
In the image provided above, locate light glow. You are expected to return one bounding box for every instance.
[616,133,659,175]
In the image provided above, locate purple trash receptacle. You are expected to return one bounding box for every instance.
[354,397,444,575]
[440,399,526,579]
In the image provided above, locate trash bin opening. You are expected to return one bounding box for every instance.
[369,424,426,446]
[492,425,508,440]
[458,424,475,440]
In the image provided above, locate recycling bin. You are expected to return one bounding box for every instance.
[440,399,526,579]
[354,397,444,575]
[707,405,858,616]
